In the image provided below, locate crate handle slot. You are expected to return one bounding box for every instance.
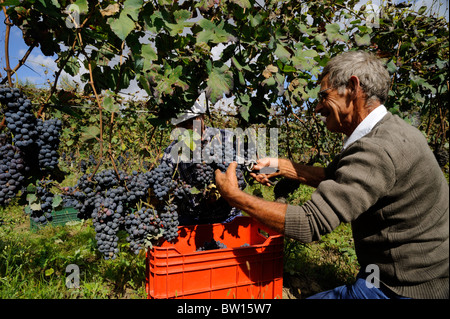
[258,228,269,238]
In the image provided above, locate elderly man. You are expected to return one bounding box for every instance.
[214,51,449,299]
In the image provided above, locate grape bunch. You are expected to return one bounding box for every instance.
[148,161,177,200]
[205,144,247,189]
[161,203,179,242]
[69,174,96,219]
[64,169,159,258]
[0,135,26,205]
[1,87,38,150]
[125,170,152,205]
[194,163,214,186]
[1,85,63,206]
[196,239,227,251]
[125,207,160,255]
[173,181,191,200]
[202,138,247,189]
[0,86,17,100]
[89,179,139,259]
[30,180,54,225]
[92,201,121,260]
[73,169,125,219]
[36,118,62,170]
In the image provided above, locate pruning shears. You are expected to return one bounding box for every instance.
[244,160,279,185]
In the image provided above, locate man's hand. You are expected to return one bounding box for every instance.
[215,161,288,235]
[250,158,282,186]
[214,162,241,204]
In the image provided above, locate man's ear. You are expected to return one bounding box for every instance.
[348,75,361,100]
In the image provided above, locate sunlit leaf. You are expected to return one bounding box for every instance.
[206,62,233,103]
[52,195,63,208]
[196,19,233,44]
[81,126,101,142]
[355,33,371,46]
[108,0,143,40]
[274,43,291,63]
[229,0,251,9]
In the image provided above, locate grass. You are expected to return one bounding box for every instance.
[0,198,147,299]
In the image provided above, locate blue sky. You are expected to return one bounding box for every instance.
[0,23,60,87]
[1,0,448,93]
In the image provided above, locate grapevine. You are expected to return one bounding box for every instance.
[1,86,254,259]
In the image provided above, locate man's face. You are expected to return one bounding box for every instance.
[315,76,354,135]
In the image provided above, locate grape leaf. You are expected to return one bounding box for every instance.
[26,193,37,205]
[141,44,157,72]
[73,0,88,14]
[325,23,348,43]
[190,187,201,195]
[229,0,251,9]
[166,9,193,36]
[196,19,233,44]
[355,33,371,46]
[108,15,135,41]
[103,93,120,113]
[52,195,63,208]
[274,43,291,63]
[81,126,101,142]
[108,0,143,40]
[100,3,120,17]
[292,49,318,71]
[206,62,233,103]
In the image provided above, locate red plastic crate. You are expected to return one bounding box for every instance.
[146,216,284,299]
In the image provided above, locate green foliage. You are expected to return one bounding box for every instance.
[372,4,449,154]
[2,0,448,162]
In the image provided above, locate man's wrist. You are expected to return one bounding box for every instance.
[277,158,288,176]
[223,188,246,209]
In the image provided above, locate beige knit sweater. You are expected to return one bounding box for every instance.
[284,113,449,299]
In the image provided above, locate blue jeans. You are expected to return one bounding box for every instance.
[307,275,410,299]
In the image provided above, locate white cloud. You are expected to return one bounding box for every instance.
[19,53,57,85]
[118,78,148,101]
[18,48,27,56]
[27,54,58,71]
[211,96,238,115]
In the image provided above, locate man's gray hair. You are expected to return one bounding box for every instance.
[319,50,391,105]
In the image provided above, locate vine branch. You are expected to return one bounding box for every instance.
[2,4,13,87]
[0,42,37,85]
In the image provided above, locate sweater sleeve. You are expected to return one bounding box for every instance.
[284,139,396,242]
